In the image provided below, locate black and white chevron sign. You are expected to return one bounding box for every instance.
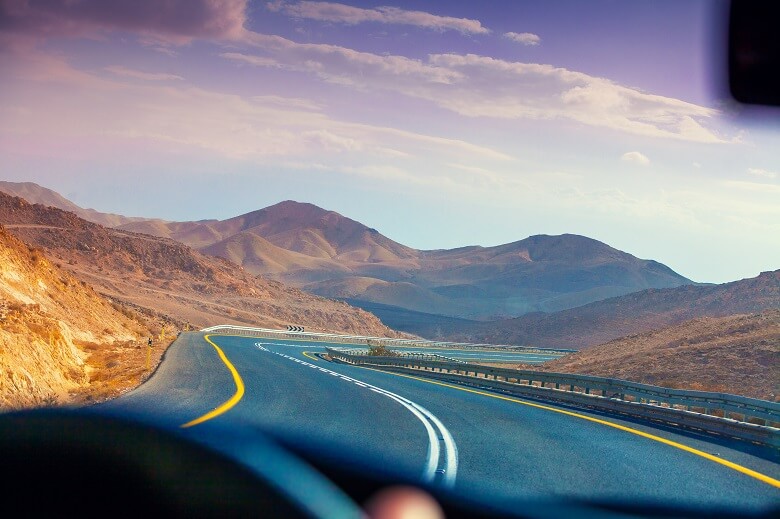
[286,325,304,332]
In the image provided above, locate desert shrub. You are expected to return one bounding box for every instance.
[367,343,399,357]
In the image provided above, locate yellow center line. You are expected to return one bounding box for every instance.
[302,351,320,362]
[180,335,245,428]
[355,365,780,489]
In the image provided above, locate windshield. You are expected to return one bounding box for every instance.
[0,1,778,517]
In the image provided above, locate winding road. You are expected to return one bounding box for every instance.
[104,332,780,513]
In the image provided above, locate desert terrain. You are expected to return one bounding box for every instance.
[1,182,777,408]
[0,192,401,337]
[0,191,404,409]
[4,183,688,322]
[118,200,694,320]
[454,269,780,349]
[537,310,780,402]
[0,224,163,409]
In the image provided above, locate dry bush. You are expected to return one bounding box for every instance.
[367,343,400,357]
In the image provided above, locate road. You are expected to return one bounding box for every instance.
[105,332,780,513]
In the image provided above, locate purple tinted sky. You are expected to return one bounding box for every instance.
[252,0,713,102]
[0,0,778,283]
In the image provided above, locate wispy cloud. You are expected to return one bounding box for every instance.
[230,35,727,143]
[724,181,780,194]
[0,53,510,171]
[105,66,183,81]
[747,167,778,179]
[267,1,490,34]
[252,95,322,111]
[504,32,540,46]
[621,151,650,165]
[0,0,727,145]
[220,52,286,69]
[428,53,725,143]
[230,34,463,84]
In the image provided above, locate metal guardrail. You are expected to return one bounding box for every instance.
[199,324,575,357]
[326,348,780,448]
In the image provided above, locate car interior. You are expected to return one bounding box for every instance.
[0,3,778,519]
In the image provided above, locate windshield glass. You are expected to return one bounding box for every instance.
[0,1,778,516]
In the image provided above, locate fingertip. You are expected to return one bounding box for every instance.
[364,485,445,519]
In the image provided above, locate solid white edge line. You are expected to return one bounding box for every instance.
[257,345,456,486]
[374,391,441,483]
[412,402,459,488]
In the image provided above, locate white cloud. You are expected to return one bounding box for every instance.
[747,167,778,179]
[0,54,511,170]
[104,66,183,81]
[268,1,490,34]
[220,52,285,69]
[425,54,725,143]
[251,95,322,110]
[621,151,650,166]
[724,181,780,194]
[230,35,463,85]
[504,32,540,46]
[228,35,728,143]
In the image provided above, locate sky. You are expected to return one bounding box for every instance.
[0,0,778,284]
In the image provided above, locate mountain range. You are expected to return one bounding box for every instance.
[451,269,780,348]
[113,200,694,322]
[2,181,777,352]
[2,181,777,405]
[0,181,148,228]
[0,191,397,337]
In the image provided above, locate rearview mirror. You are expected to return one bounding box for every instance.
[729,2,780,106]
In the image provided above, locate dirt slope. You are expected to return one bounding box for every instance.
[0,224,151,409]
[0,192,400,337]
[537,310,780,401]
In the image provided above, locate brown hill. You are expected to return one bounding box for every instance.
[120,200,693,320]
[201,231,348,277]
[0,181,150,228]
[536,310,780,401]
[0,224,150,409]
[216,201,418,262]
[456,270,780,349]
[0,192,399,337]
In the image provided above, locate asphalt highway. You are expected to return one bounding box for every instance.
[105,333,780,514]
